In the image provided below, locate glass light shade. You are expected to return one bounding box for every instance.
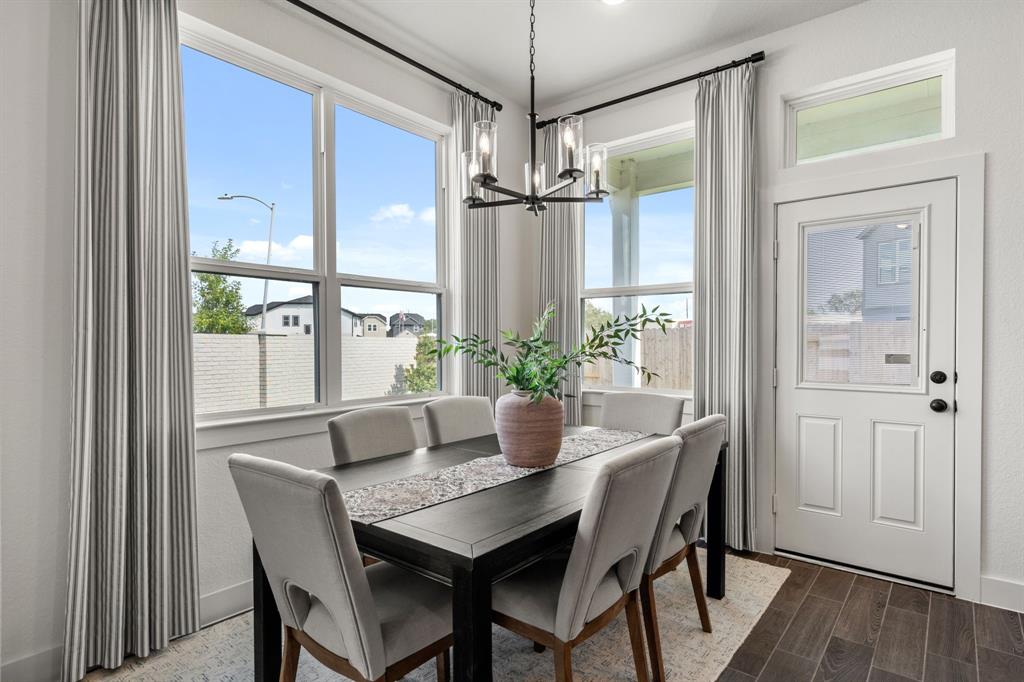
[524,161,546,195]
[585,143,609,198]
[461,151,482,204]
[557,115,584,179]
[472,120,498,182]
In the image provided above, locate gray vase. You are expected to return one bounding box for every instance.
[494,390,564,467]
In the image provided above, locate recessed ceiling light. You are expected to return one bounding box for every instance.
[602,0,626,6]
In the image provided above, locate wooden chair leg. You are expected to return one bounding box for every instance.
[685,544,712,633]
[625,591,650,682]
[533,641,546,653]
[280,626,301,682]
[435,648,450,681]
[553,641,573,682]
[640,575,666,682]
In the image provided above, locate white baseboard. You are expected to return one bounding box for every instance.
[980,574,1024,613]
[200,579,253,627]
[2,644,62,682]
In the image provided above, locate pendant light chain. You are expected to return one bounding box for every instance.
[529,0,536,76]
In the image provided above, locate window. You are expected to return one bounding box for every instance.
[785,50,954,165]
[581,135,695,393]
[181,36,446,418]
[877,239,912,284]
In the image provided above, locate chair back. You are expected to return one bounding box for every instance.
[554,436,679,640]
[228,454,386,679]
[422,396,496,446]
[599,392,686,434]
[327,406,418,465]
[646,414,727,573]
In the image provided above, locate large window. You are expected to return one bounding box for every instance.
[181,38,445,418]
[581,136,695,393]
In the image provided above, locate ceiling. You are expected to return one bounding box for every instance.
[319,0,863,110]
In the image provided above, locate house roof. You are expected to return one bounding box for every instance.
[244,295,312,316]
[389,312,426,326]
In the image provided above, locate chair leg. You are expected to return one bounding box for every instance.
[553,640,573,682]
[640,575,666,682]
[625,591,650,682]
[280,626,301,682]
[685,544,712,633]
[435,648,450,682]
[533,641,546,653]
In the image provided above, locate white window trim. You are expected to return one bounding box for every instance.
[179,14,452,444]
[580,123,695,397]
[782,49,956,168]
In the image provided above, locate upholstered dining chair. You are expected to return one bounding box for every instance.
[422,396,496,446]
[228,453,453,682]
[599,392,686,435]
[490,436,681,682]
[327,406,419,465]
[639,414,727,682]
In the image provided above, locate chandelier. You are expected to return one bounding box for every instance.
[461,0,609,215]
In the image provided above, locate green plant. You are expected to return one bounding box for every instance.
[403,333,439,394]
[432,302,672,404]
[192,240,252,334]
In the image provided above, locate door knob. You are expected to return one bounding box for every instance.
[930,370,947,384]
[929,398,949,413]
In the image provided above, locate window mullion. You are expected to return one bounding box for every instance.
[321,92,343,409]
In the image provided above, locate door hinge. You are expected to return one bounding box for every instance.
[772,494,778,514]
[772,367,778,387]
[773,240,779,260]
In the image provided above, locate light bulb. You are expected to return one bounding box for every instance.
[479,132,491,154]
[591,152,601,171]
[562,127,575,149]
[533,170,541,191]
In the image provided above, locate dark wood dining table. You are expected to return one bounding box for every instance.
[251,426,727,682]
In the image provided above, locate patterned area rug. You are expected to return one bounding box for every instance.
[86,551,788,681]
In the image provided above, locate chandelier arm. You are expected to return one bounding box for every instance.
[478,182,528,200]
[467,198,527,209]
[537,177,576,199]
[542,196,604,204]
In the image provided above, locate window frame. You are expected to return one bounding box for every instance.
[579,124,696,397]
[180,19,451,426]
[782,49,956,167]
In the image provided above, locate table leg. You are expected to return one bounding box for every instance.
[706,444,727,599]
[253,542,281,681]
[452,563,492,682]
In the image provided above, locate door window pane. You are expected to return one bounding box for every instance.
[181,46,314,269]
[340,286,440,400]
[802,220,918,386]
[336,105,437,282]
[192,274,317,414]
[584,139,694,289]
[582,293,693,392]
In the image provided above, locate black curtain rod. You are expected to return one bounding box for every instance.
[536,50,764,128]
[283,0,504,112]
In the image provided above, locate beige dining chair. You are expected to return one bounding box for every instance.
[228,453,453,682]
[328,406,419,465]
[490,436,681,682]
[422,396,496,446]
[599,392,686,434]
[639,414,727,682]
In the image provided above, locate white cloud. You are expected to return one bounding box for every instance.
[287,285,310,297]
[237,234,314,264]
[370,203,415,223]
[248,217,261,225]
[281,182,294,190]
[418,207,435,224]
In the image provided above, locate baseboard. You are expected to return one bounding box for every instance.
[2,644,62,682]
[200,579,253,627]
[980,574,1024,613]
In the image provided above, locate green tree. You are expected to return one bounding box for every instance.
[822,289,863,314]
[403,334,438,393]
[192,240,251,334]
[584,300,613,334]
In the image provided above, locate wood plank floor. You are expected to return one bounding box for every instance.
[718,552,1024,682]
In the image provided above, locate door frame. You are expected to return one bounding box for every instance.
[759,154,984,601]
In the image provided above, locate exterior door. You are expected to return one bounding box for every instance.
[775,180,956,587]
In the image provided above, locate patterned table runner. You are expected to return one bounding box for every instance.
[342,428,649,524]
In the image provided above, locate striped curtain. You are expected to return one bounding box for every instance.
[539,124,584,425]
[693,63,757,550]
[63,1,200,679]
[451,93,502,402]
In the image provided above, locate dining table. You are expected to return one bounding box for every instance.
[251,426,728,682]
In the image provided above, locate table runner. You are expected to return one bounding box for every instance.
[342,428,649,524]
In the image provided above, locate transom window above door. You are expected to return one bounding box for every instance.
[581,135,695,393]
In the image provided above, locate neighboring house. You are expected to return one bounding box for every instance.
[388,312,425,337]
[341,308,387,337]
[244,295,314,335]
[857,222,913,321]
[360,313,387,337]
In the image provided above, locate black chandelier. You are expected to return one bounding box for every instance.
[462,0,609,215]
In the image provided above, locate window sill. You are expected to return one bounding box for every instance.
[194,393,445,451]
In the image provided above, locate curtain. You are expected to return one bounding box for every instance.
[693,63,757,551]
[450,93,502,402]
[538,124,584,425]
[63,1,199,679]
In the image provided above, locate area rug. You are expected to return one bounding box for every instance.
[86,551,788,681]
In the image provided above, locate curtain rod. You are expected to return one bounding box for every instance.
[283,0,504,112]
[536,50,764,128]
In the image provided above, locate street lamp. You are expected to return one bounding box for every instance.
[218,194,276,333]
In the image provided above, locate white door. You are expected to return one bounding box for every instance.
[775,180,956,588]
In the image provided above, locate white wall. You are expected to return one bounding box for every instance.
[544,0,1024,607]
